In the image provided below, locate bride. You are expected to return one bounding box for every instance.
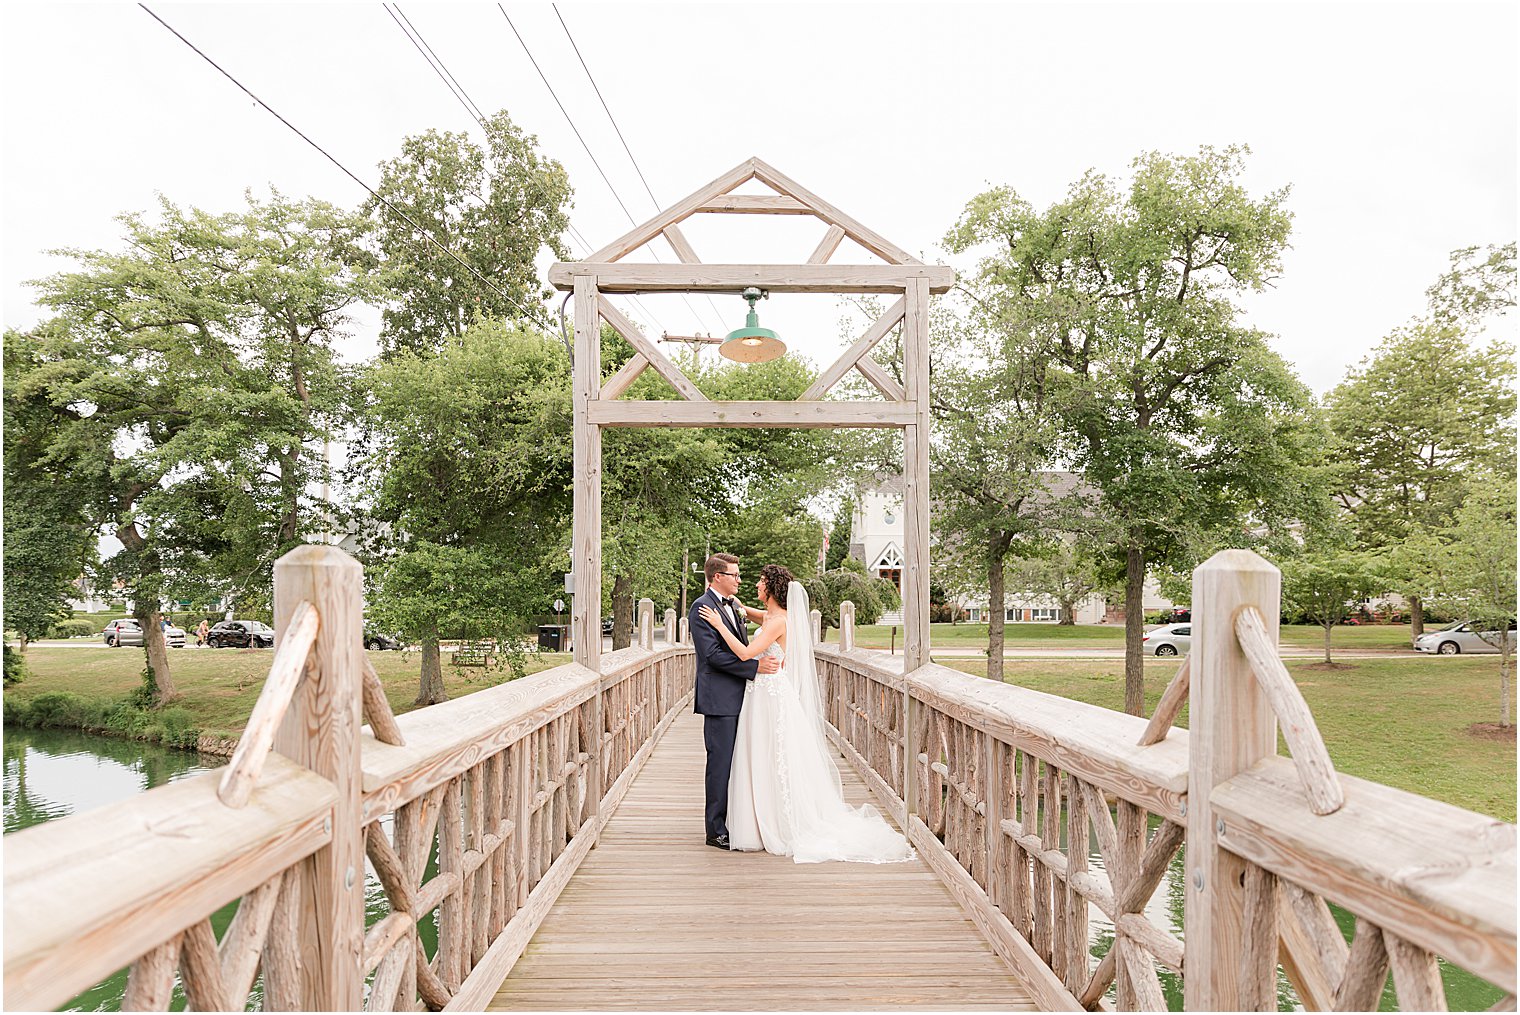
[698,563,914,864]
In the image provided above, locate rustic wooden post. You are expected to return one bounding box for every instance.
[571,273,603,673]
[901,276,931,819]
[664,608,677,646]
[840,600,856,652]
[1186,549,1281,1011]
[810,608,822,644]
[638,598,655,650]
[678,617,689,645]
[267,545,364,1010]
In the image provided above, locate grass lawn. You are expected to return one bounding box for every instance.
[5,644,572,741]
[937,655,1515,822]
[841,622,1421,652]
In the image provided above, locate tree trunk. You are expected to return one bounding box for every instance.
[611,574,634,650]
[135,606,179,704]
[1409,593,1425,645]
[1323,622,1334,665]
[988,551,1006,684]
[1123,544,1145,716]
[415,627,446,706]
[17,634,27,655]
[1501,646,1512,728]
[1057,596,1076,626]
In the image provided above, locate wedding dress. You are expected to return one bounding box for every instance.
[726,582,914,863]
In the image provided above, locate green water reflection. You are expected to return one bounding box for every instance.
[3,726,438,1012]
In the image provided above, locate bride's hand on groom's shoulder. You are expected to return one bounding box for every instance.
[697,605,721,628]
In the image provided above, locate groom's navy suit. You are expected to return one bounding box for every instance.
[690,587,757,840]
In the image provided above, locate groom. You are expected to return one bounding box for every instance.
[690,553,780,850]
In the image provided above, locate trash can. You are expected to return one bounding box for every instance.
[538,625,568,651]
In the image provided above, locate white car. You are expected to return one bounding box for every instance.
[1414,621,1517,655]
[1143,623,1192,657]
[102,618,187,648]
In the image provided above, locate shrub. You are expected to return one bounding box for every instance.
[48,619,97,639]
[4,644,26,686]
[23,692,93,729]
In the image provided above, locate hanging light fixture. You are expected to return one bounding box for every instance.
[719,287,786,363]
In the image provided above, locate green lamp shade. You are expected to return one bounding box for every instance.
[720,289,786,363]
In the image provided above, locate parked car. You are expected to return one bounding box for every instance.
[1414,621,1517,656]
[365,629,404,651]
[207,620,275,649]
[602,617,615,637]
[102,619,186,648]
[1143,623,1192,657]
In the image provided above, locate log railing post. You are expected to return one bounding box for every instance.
[638,599,654,650]
[1186,549,1281,1011]
[678,617,689,645]
[266,545,365,1010]
[664,608,677,647]
[840,601,856,652]
[810,608,822,645]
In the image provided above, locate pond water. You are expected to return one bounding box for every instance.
[3,726,438,1012]
[3,727,1504,1011]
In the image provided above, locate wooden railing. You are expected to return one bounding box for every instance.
[3,546,694,1012]
[819,547,1516,1012]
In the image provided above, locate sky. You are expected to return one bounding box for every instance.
[2,1,1516,396]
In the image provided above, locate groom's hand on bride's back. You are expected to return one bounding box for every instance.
[756,656,781,674]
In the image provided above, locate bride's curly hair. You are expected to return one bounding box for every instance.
[759,564,795,609]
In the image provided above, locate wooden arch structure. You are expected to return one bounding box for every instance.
[549,156,954,681]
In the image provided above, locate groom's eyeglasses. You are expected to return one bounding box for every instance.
[719,571,740,579]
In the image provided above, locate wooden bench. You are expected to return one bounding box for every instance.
[453,640,495,667]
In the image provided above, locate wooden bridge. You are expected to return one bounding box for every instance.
[5,546,1516,1011]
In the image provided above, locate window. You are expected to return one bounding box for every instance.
[1031,608,1060,622]
[883,508,896,525]
[880,568,901,592]
[1175,626,1191,637]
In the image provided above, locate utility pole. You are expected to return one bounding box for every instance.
[680,545,690,618]
[660,332,722,364]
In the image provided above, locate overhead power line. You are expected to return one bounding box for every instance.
[138,3,546,327]
[549,4,731,328]
[496,4,726,337]
[380,4,671,337]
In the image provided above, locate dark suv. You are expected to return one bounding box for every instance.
[207,620,275,648]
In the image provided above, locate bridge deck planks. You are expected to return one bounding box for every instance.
[489,710,1037,1011]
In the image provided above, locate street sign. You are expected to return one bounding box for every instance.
[563,573,574,594]
[553,598,565,613]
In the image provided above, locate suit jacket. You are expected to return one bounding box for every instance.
[690,587,757,716]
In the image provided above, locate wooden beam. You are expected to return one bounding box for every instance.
[901,277,931,673]
[694,194,811,214]
[751,157,922,265]
[855,356,905,401]
[661,225,701,264]
[596,296,707,402]
[549,262,955,294]
[572,276,603,671]
[808,224,848,265]
[584,158,756,263]
[600,354,649,401]
[587,400,915,429]
[802,297,906,400]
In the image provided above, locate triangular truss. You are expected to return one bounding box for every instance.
[558,157,945,680]
[550,157,952,406]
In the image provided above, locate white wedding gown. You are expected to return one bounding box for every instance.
[726,582,914,864]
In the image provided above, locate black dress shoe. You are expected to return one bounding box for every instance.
[705,834,730,850]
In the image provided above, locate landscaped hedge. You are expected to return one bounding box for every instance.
[48,619,99,639]
[3,690,201,749]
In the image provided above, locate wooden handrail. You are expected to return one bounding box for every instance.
[217,599,319,808]
[1137,655,1190,747]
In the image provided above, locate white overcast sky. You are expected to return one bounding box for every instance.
[2,1,1515,395]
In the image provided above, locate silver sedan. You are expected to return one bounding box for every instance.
[1143,623,1192,657]
[1415,621,1517,655]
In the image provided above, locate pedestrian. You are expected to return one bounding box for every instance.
[196,619,209,648]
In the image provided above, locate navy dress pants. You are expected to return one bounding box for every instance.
[703,713,740,839]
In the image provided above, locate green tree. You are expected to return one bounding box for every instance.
[1280,551,1383,665]
[805,557,901,638]
[27,192,370,698]
[824,499,853,571]
[1428,473,1517,726]
[1325,248,1516,641]
[3,329,95,650]
[367,111,572,355]
[947,146,1320,712]
[356,319,571,704]
[1008,538,1113,627]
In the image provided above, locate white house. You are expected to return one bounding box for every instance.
[848,474,1176,625]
